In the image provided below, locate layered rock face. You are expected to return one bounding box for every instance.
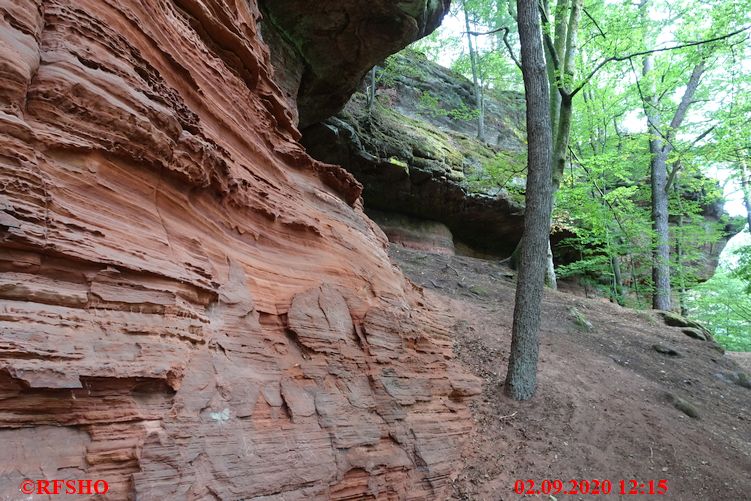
[303,51,527,257]
[367,210,456,255]
[0,1,479,499]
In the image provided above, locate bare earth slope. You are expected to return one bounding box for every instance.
[391,247,751,501]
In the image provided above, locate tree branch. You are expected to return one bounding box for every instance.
[665,161,681,193]
[502,27,522,69]
[569,24,751,98]
[538,2,562,70]
[667,62,706,138]
[627,59,677,152]
[691,124,716,146]
[583,8,605,39]
[465,25,524,71]
[465,26,509,36]
[664,125,715,192]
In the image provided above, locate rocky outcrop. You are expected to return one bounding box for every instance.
[0,1,479,499]
[303,51,527,256]
[691,196,745,282]
[303,51,743,275]
[259,1,450,128]
[368,209,455,255]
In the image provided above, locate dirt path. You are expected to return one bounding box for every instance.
[390,247,751,501]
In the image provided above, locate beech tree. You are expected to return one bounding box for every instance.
[462,0,485,139]
[504,0,553,401]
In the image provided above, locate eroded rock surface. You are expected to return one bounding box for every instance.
[0,1,477,499]
[303,51,527,256]
[367,210,456,255]
[259,0,450,128]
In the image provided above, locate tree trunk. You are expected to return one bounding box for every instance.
[367,66,377,114]
[544,0,569,138]
[676,235,688,315]
[650,145,672,311]
[642,54,671,311]
[642,53,704,310]
[463,2,484,140]
[740,159,751,231]
[545,0,581,289]
[505,0,554,401]
[674,179,688,315]
[630,258,644,308]
[545,240,557,289]
[612,254,624,305]
[550,0,581,191]
[551,93,573,191]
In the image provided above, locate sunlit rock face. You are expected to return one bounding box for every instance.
[0,0,478,499]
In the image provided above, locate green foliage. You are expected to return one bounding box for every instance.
[418,90,480,121]
[686,270,751,351]
[465,150,526,203]
[413,0,751,316]
[731,245,751,293]
[379,54,426,88]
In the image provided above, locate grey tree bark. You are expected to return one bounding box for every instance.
[643,53,671,311]
[642,56,705,310]
[740,159,751,231]
[367,66,377,114]
[463,1,485,140]
[611,254,624,305]
[541,0,582,290]
[505,0,554,401]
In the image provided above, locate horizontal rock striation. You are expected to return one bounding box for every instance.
[0,0,477,499]
[367,209,456,256]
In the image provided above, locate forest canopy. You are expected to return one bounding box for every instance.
[402,0,751,352]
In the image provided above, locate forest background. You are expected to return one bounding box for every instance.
[387,0,751,352]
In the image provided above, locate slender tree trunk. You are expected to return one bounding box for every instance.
[545,0,582,289]
[550,0,581,190]
[551,94,573,191]
[367,66,377,114]
[740,159,751,231]
[548,0,569,136]
[675,233,688,315]
[674,178,689,315]
[505,0,554,401]
[608,230,624,305]
[630,258,644,308]
[642,53,704,310]
[545,241,556,288]
[649,163,671,312]
[463,2,484,140]
[650,147,672,310]
[642,54,671,311]
[612,255,624,305]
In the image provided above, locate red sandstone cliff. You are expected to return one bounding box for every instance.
[0,0,478,498]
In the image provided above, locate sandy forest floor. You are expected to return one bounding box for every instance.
[389,247,750,501]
